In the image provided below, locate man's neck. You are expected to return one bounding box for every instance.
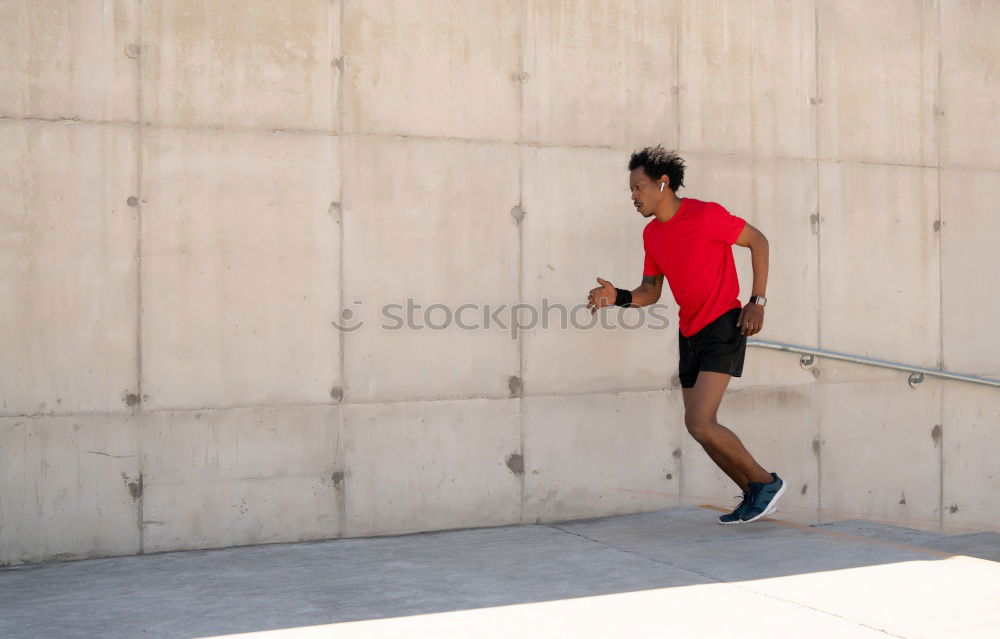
[653,195,684,223]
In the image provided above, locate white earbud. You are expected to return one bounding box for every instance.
[660,182,665,192]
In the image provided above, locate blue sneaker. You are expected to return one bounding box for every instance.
[718,491,751,525]
[740,473,786,523]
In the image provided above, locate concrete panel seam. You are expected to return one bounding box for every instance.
[672,4,683,503]
[139,121,337,138]
[4,115,968,172]
[0,114,138,127]
[516,0,527,524]
[336,0,347,537]
[0,114,337,137]
[136,0,147,556]
[749,0,757,161]
[0,409,141,419]
[935,0,945,529]
[674,1,681,148]
[547,523,715,575]
[935,5,945,372]
[336,0,346,405]
[4,117,990,174]
[0,380,830,419]
[814,0,822,523]
[147,473,342,488]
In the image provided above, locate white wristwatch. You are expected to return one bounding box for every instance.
[749,295,767,307]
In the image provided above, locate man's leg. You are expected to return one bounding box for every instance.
[682,386,751,491]
[682,371,771,489]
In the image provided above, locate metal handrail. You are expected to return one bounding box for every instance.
[747,339,1000,389]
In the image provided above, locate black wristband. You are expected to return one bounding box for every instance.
[614,288,632,308]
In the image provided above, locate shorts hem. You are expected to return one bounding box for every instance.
[679,367,743,389]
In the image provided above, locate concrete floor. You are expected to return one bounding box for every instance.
[1,506,997,639]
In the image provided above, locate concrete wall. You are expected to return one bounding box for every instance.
[1,0,997,565]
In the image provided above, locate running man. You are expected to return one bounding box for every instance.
[586,146,785,524]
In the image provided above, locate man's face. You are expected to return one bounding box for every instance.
[629,168,664,218]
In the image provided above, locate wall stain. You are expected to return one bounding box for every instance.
[125,474,143,500]
[331,471,345,488]
[763,388,810,408]
[330,386,344,402]
[812,439,821,456]
[507,375,522,397]
[123,392,140,407]
[506,453,524,475]
[949,504,959,514]
[538,488,559,509]
[801,483,808,495]
[510,204,526,224]
[328,201,342,223]
[672,447,682,459]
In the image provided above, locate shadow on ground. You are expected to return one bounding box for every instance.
[0,506,996,638]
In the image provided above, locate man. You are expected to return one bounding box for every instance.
[586,145,784,524]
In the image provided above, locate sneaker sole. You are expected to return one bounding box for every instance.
[718,518,748,526]
[740,480,787,524]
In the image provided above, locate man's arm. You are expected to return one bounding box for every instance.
[629,274,663,308]
[734,222,769,335]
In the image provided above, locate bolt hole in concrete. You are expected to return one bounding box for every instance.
[331,471,344,488]
[508,375,522,397]
[506,453,524,475]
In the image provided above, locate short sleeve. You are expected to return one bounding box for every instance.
[643,252,661,276]
[704,202,747,245]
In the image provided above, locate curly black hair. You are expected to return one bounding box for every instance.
[628,146,685,192]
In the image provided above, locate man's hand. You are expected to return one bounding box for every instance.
[586,277,616,314]
[737,303,764,336]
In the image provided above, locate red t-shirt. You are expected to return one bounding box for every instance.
[642,198,747,337]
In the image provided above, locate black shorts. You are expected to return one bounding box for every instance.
[678,307,747,389]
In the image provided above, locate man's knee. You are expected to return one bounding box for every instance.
[684,412,716,440]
